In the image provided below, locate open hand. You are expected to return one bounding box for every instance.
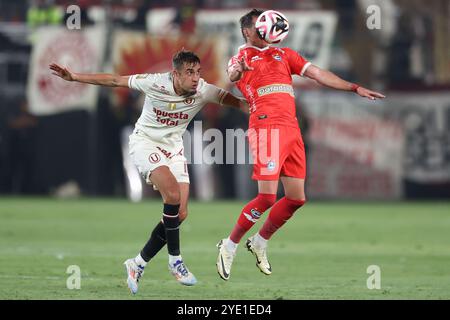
[357,87,386,100]
[228,56,254,82]
[234,57,254,73]
[49,63,75,81]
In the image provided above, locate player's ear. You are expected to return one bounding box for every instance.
[243,28,250,40]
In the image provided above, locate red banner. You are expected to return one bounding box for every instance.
[111,32,229,106]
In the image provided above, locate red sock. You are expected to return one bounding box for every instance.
[229,193,277,243]
[259,197,306,240]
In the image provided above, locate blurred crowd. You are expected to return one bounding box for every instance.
[1,0,448,87]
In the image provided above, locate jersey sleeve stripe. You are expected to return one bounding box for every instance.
[128,75,134,88]
[300,62,312,77]
[218,89,227,105]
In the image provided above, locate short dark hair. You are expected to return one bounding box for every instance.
[239,8,264,41]
[172,49,200,70]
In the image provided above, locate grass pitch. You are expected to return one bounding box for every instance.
[0,198,449,300]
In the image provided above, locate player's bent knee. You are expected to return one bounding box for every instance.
[285,192,306,202]
[164,188,181,204]
[285,197,306,211]
[179,210,188,222]
[257,193,277,208]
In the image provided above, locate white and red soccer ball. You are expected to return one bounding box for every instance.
[255,10,290,44]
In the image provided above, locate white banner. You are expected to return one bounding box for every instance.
[110,31,229,106]
[299,91,450,198]
[147,9,337,79]
[27,26,106,115]
[299,91,404,199]
[386,93,450,183]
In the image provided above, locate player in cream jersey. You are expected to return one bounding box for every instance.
[129,72,227,144]
[50,50,247,294]
[128,71,228,186]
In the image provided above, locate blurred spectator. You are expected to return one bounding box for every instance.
[387,2,434,88]
[172,0,197,34]
[27,0,64,28]
[335,0,357,33]
[0,31,31,53]
[0,0,27,22]
[0,99,38,194]
[126,0,151,30]
[214,105,255,199]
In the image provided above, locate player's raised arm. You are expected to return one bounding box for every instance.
[203,81,249,114]
[49,63,130,87]
[227,56,254,82]
[303,64,386,101]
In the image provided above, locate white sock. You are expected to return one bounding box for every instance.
[134,254,147,268]
[169,254,182,266]
[225,238,238,252]
[254,233,268,248]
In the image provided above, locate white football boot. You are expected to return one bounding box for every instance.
[246,235,272,275]
[123,258,145,294]
[216,239,236,281]
[168,260,197,286]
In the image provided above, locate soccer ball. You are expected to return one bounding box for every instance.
[255,10,289,44]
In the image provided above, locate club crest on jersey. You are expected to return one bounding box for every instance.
[184,98,195,105]
[273,55,282,61]
[267,160,276,171]
[149,153,161,164]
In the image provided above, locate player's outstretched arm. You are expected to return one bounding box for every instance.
[221,92,249,114]
[304,64,386,100]
[49,63,130,87]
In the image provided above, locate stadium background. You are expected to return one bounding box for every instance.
[0,0,449,300]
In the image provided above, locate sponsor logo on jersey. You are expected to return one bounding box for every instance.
[149,153,161,164]
[273,55,282,61]
[184,98,195,105]
[245,85,257,113]
[156,147,183,160]
[251,55,263,63]
[168,103,177,110]
[153,107,189,126]
[154,108,188,119]
[157,147,173,159]
[257,84,294,98]
[152,83,170,95]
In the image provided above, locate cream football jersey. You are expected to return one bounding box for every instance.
[128,72,227,145]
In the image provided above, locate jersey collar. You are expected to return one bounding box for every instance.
[238,44,271,51]
[167,72,178,96]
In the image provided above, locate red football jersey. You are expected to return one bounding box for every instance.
[228,45,311,129]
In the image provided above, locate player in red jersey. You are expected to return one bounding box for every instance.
[216,9,385,280]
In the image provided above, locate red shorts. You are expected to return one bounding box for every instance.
[248,125,306,181]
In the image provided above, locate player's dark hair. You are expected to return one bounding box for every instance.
[240,8,264,41]
[172,49,200,71]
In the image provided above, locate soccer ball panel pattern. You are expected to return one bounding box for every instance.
[255,10,290,44]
